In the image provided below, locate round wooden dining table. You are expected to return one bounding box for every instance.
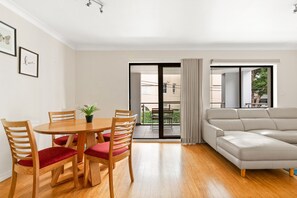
[34,118,112,186]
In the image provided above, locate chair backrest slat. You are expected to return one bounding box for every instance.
[1,119,39,167]
[6,129,27,133]
[11,145,31,149]
[114,134,132,141]
[115,110,133,117]
[109,115,137,158]
[113,143,130,151]
[11,140,30,144]
[113,138,131,146]
[49,110,76,123]
[7,134,29,139]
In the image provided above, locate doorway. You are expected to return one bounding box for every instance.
[129,63,181,139]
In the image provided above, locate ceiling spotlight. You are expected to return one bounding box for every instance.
[86,0,91,7]
[294,4,297,13]
[85,0,104,13]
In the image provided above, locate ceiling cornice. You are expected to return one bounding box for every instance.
[75,43,297,51]
[0,0,76,49]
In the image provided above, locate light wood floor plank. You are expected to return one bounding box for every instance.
[1,143,297,198]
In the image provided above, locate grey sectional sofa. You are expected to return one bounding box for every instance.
[203,108,297,177]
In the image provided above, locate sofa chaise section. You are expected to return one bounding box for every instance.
[203,108,297,177]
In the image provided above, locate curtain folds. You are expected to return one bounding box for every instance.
[181,59,203,144]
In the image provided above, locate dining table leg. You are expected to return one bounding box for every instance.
[86,131,102,186]
[96,131,105,143]
[77,133,86,162]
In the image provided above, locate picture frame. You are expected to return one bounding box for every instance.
[19,47,39,78]
[0,21,17,56]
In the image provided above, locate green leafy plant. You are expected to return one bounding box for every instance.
[79,104,98,116]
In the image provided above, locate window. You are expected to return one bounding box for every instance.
[210,66,273,108]
[172,83,176,94]
[163,83,167,93]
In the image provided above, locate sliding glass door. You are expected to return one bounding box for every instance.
[162,67,181,138]
[129,63,181,139]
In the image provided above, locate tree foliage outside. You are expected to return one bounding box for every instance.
[251,68,268,104]
[141,111,180,124]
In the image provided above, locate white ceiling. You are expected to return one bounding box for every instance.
[3,0,297,50]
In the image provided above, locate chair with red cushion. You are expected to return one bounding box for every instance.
[102,109,133,142]
[49,110,78,147]
[1,119,79,198]
[84,115,137,198]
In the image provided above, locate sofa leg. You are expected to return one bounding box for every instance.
[241,169,246,177]
[289,168,294,177]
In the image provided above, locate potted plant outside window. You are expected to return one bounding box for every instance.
[79,104,98,123]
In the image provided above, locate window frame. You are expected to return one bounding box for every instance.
[210,65,274,108]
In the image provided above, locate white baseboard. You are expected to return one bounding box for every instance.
[0,170,11,182]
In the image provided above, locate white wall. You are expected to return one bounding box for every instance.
[130,73,141,123]
[0,4,76,181]
[241,71,252,107]
[76,50,297,117]
[225,73,239,108]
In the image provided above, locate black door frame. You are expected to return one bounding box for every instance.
[129,63,181,139]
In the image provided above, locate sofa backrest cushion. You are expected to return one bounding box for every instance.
[207,109,238,120]
[237,109,276,130]
[268,108,297,130]
[272,119,297,130]
[241,119,277,131]
[268,108,297,118]
[237,109,269,118]
[209,119,244,131]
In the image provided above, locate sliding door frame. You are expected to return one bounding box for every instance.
[129,62,181,139]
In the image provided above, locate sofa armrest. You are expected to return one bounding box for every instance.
[202,120,224,150]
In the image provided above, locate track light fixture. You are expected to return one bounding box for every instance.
[86,0,103,13]
[294,4,297,13]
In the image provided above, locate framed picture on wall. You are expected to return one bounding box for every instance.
[19,47,39,78]
[0,21,17,56]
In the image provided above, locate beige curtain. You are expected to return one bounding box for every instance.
[181,59,203,144]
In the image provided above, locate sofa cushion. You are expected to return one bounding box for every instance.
[268,108,297,118]
[249,130,297,144]
[237,109,269,118]
[207,109,238,120]
[272,119,297,131]
[217,132,297,161]
[209,119,244,131]
[241,119,277,131]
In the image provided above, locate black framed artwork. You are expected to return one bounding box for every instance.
[19,47,39,78]
[0,21,17,56]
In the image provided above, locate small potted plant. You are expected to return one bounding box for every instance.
[79,104,98,123]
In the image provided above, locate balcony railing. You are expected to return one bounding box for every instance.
[210,102,268,108]
[141,102,180,125]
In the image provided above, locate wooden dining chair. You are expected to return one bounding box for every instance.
[84,115,137,198]
[1,119,79,198]
[101,109,133,142]
[48,110,78,147]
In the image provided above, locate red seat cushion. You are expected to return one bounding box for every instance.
[54,134,78,145]
[18,147,77,168]
[103,133,111,141]
[84,142,128,160]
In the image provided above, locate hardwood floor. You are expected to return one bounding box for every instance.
[1,143,297,198]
